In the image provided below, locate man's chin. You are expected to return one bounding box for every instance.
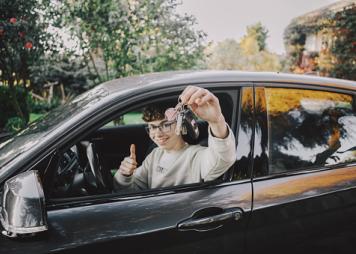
[157,141,176,150]
[157,143,169,149]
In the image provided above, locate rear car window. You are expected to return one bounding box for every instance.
[265,88,356,174]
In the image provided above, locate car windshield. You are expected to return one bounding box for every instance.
[0,86,109,169]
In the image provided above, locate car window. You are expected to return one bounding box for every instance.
[265,88,356,174]
[44,90,238,199]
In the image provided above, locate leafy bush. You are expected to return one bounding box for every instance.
[30,97,61,114]
[0,86,30,129]
[5,117,26,133]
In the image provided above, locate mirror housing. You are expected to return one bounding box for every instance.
[0,170,47,238]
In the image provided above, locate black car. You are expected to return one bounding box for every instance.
[1,70,356,254]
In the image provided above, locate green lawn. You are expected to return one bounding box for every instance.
[123,112,144,125]
[30,113,44,123]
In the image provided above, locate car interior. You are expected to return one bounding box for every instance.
[43,91,236,199]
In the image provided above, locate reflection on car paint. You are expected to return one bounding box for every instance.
[253,165,356,208]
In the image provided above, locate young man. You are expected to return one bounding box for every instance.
[113,86,236,191]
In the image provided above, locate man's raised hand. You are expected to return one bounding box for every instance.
[180,86,228,139]
[119,144,138,177]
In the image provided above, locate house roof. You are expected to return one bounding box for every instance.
[290,0,356,27]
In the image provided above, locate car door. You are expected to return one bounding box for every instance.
[246,85,356,254]
[0,85,254,254]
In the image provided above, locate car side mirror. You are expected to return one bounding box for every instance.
[0,170,48,238]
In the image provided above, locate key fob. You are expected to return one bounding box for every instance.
[181,108,199,140]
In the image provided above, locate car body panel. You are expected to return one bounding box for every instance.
[0,182,252,254]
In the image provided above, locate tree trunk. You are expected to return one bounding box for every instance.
[8,77,24,119]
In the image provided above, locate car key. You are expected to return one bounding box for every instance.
[174,98,185,135]
[176,109,184,135]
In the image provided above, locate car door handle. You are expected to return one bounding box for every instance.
[177,207,243,232]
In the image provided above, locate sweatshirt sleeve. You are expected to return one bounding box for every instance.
[194,125,236,182]
[113,150,154,191]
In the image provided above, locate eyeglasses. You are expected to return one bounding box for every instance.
[145,121,176,134]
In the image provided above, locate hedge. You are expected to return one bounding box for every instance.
[0,86,30,130]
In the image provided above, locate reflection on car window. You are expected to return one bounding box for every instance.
[233,87,254,180]
[266,88,356,173]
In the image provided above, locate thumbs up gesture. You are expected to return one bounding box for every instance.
[119,144,138,177]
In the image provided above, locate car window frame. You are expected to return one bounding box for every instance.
[39,83,252,208]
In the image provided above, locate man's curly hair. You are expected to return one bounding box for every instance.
[142,102,174,122]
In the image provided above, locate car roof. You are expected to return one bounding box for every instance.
[100,70,356,94]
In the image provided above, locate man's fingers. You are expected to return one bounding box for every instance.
[199,93,218,106]
[119,157,137,176]
[119,165,133,176]
[130,144,136,160]
[123,157,137,167]
[188,88,207,105]
[180,86,199,104]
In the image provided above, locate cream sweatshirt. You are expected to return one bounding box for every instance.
[113,127,236,191]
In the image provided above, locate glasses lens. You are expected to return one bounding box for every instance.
[146,121,176,134]
[162,121,176,132]
[162,123,171,132]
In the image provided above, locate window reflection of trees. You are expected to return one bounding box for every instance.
[233,88,254,180]
[253,88,269,177]
[266,88,356,173]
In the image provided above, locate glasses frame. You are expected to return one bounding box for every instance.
[145,120,177,134]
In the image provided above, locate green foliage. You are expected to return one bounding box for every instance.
[0,0,61,120]
[284,4,356,79]
[329,5,356,80]
[245,22,268,51]
[5,116,26,133]
[207,24,282,72]
[0,0,60,84]
[60,0,206,83]
[30,98,61,114]
[0,86,30,129]
[283,23,307,72]
[30,54,96,96]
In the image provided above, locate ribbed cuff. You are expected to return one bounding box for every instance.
[114,171,133,186]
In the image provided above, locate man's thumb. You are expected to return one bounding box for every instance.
[130,144,136,160]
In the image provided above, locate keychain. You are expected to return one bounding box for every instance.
[174,98,186,135]
[164,98,186,135]
[164,97,198,139]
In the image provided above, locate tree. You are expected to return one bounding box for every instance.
[0,0,59,120]
[329,5,356,80]
[207,23,282,71]
[206,39,242,70]
[60,0,206,84]
[31,53,95,97]
[244,22,268,51]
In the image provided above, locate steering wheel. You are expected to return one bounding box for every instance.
[81,141,112,193]
[52,146,84,197]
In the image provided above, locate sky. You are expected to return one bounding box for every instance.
[176,0,340,55]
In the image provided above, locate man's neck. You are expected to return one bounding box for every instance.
[165,139,186,153]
